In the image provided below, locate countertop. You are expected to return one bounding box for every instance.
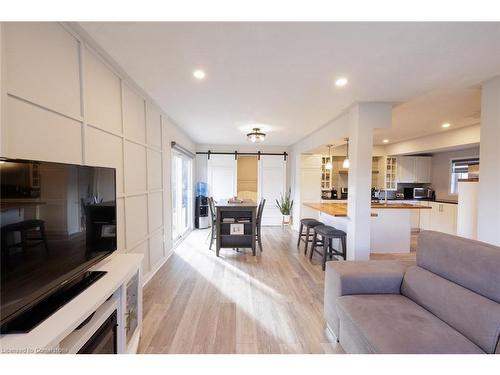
[303,202,431,217]
[322,197,458,204]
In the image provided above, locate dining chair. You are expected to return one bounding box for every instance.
[255,198,266,253]
[208,197,217,250]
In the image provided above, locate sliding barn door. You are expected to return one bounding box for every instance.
[258,155,287,226]
[207,154,237,202]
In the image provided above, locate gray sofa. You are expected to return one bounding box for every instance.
[324,230,500,354]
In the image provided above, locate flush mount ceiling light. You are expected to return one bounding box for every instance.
[193,69,206,80]
[247,128,266,143]
[335,77,348,87]
[383,139,389,143]
[441,122,451,128]
[325,145,333,170]
[342,138,350,169]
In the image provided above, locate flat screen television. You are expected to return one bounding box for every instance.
[0,158,116,331]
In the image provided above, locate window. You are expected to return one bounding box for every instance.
[450,158,479,194]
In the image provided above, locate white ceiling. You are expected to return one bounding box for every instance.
[374,87,481,145]
[79,22,500,146]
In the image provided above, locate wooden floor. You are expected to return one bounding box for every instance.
[139,227,417,354]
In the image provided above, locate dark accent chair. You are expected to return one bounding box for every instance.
[1,219,49,253]
[255,199,266,253]
[208,197,217,250]
[324,231,500,354]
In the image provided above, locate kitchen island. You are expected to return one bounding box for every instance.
[303,202,431,253]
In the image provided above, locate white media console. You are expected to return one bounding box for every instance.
[0,253,143,354]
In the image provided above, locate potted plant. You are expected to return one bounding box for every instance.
[276,188,294,225]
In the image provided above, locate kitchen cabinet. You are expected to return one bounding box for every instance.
[400,200,421,230]
[382,156,398,190]
[396,156,432,183]
[321,156,331,189]
[415,157,432,183]
[419,201,457,235]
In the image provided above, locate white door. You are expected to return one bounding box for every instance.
[207,154,236,202]
[258,155,287,226]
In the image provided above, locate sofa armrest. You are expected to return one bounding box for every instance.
[324,260,408,339]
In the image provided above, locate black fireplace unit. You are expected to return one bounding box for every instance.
[77,310,118,354]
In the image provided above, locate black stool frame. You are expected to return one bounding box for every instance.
[296,220,322,256]
[310,228,347,271]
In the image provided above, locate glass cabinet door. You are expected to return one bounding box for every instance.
[125,271,139,344]
[385,157,397,190]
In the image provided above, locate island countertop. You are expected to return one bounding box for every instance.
[303,202,431,217]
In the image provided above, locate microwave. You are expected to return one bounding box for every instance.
[413,187,434,199]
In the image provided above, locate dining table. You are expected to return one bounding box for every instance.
[214,199,258,256]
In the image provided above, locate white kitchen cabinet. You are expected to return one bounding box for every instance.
[396,156,432,183]
[420,201,457,235]
[382,156,398,190]
[415,157,432,183]
[401,200,421,230]
[396,157,415,183]
[419,201,431,230]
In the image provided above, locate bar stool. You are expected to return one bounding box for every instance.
[297,218,323,256]
[310,224,347,271]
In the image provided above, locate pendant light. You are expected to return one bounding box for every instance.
[246,128,266,143]
[325,145,333,170]
[342,138,350,169]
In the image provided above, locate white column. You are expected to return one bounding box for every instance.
[477,76,500,246]
[347,103,391,260]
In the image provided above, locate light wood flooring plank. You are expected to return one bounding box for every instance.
[139,227,417,354]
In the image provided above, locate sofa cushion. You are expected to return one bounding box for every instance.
[337,294,484,354]
[401,265,500,353]
[417,231,500,303]
[324,260,409,337]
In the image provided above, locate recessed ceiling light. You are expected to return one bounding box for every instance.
[193,69,206,80]
[442,122,451,128]
[335,77,348,87]
[383,139,389,143]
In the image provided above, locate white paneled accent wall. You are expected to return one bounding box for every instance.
[0,22,195,282]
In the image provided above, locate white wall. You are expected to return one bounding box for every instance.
[477,76,500,246]
[0,22,195,282]
[430,146,480,202]
[290,113,350,229]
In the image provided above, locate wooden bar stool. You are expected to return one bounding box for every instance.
[310,224,347,271]
[296,218,323,256]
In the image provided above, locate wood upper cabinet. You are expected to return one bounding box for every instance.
[396,156,432,183]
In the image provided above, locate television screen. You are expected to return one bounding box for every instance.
[0,159,116,326]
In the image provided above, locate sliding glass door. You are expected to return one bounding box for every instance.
[172,150,193,244]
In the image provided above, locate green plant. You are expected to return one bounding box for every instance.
[276,188,294,215]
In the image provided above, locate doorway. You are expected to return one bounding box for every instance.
[237,156,258,201]
[172,150,193,244]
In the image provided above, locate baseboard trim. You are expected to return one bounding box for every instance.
[325,323,339,343]
[143,249,174,286]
